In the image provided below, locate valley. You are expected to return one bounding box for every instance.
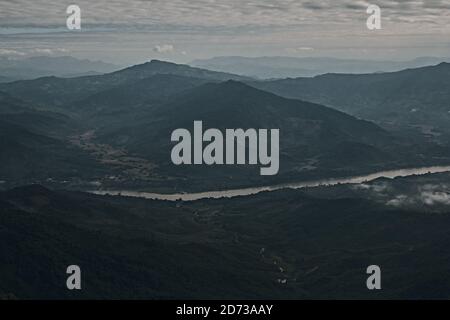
[69,130,158,182]
[1,59,450,300]
[3,61,450,192]
[2,0,450,304]
[2,171,450,299]
[91,164,450,201]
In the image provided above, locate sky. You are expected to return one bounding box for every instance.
[0,0,449,65]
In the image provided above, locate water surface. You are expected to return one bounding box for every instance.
[91,165,450,201]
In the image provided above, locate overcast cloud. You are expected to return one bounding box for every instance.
[0,0,449,64]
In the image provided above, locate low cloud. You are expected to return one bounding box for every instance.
[31,47,69,55]
[353,182,390,194]
[153,44,174,54]
[420,184,450,206]
[0,49,24,56]
[0,47,69,58]
[386,184,450,208]
[286,47,315,54]
[386,195,415,207]
[421,191,450,206]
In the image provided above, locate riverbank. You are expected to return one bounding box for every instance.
[90,165,450,201]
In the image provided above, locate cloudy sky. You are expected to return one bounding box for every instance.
[0,0,449,64]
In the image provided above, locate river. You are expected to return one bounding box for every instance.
[90,165,450,201]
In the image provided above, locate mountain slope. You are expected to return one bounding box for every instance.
[0,64,251,190]
[2,184,450,299]
[0,60,250,110]
[0,76,13,83]
[114,59,251,82]
[2,61,449,191]
[0,92,107,186]
[0,119,105,183]
[0,91,30,113]
[94,81,429,191]
[250,63,450,136]
[71,74,212,117]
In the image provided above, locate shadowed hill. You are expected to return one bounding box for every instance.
[2,184,450,299]
[95,80,429,190]
[249,63,450,135]
[0,60,250,110]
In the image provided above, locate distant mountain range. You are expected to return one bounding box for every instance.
[0,59,449,191]
[192,56,450,79]
[0,56,121,82]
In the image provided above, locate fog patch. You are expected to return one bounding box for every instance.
[420,184,450,206]
[386,195,415,207]
[386,184,450,208]
[353,182,390,194]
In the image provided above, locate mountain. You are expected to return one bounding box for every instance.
[0,92,106,186]
[114,59,251,82]
[0,118,104,184]
[71,74,212,118]
[0,91,31,113]
[2,57,450,300]
[1,60,449,191]
[0,56,120,81]
[0,62,255,190]
[192,56,450,79]
[92,80,434,191]
[249,63,450,138]
[0,60,251,110]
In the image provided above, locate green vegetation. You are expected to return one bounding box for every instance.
[2,61,449,192]
[1,178,450,299]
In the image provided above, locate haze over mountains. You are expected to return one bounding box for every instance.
[0,56,121,83]
[192,56,450,79]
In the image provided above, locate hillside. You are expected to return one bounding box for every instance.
[1,61,449,191]
[1,183,450,299]
[0,60,250,110]
[250,63,450,138]
[93,80,440,191]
